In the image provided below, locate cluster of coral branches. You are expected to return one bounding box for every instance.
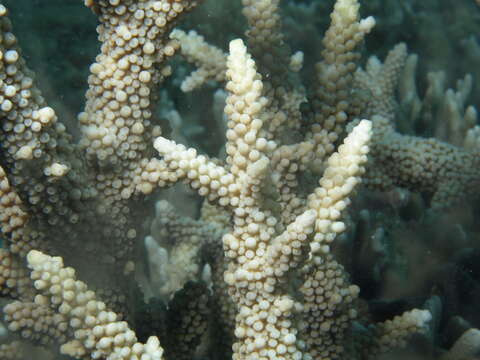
[0,0,479,359]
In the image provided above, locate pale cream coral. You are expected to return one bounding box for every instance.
[3,299,69,346]
[308,0,375,171]
[149,37,373,360]
[0,166,27,236]
[224,38,271,179]
[0,9,83,231]
[441,328,480,360]
[26,250,165,360]
[144,200,224,299]
[77,0,197,219]
[367,308,431,358]
[170,29,228,92]
[308,120,371,254]
[299,255,360,360]
[241,0,290,86]
[0,1,447,359]
[0,249,33,300]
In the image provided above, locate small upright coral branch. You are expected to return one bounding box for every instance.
[170,29,227,92]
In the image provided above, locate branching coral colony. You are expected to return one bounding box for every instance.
[0,0,480,359]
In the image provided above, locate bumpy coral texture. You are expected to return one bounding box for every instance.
[1,0,479,359]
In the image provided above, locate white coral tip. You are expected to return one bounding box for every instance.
[154,137,177,155]
[26,250,48,268]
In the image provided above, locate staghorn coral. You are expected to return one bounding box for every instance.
[0,0,480,359]
[354,43,480,209]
